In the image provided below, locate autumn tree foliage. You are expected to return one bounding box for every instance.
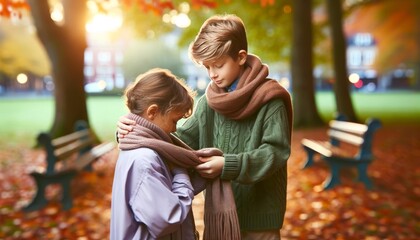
[2,0,385,133]
[2,0,294,138]
[345,0,420,88]
[0,0,28,18]
[0,13,50,84]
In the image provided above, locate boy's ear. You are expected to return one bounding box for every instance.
[146,104,159,120]
[238,50,247,65]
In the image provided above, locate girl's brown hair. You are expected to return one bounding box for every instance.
[125,68,196,118]
[189,14,248,64]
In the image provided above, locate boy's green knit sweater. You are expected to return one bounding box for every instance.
[177,96,291,231]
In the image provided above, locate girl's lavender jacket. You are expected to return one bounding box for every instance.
[110,148,197,240]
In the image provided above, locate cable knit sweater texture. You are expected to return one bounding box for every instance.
[177,54,293,231]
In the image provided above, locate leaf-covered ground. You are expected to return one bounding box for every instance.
[0,124,419,239]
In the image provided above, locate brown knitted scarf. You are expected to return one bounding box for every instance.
[206,54,293,134]
[118,113,241,240]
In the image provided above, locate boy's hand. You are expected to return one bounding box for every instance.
[117,116,136,138]
[195,156,225,179]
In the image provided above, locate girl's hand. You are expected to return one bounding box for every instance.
[117,115,136,138]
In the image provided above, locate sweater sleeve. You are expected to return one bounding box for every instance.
[222,99,291,183]
[177,96,207,150]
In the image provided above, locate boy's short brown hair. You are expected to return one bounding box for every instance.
[189,14,248,64]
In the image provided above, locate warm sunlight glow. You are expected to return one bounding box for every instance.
[172,13,190,28]
[348,73,360,83]
[163,9,191,28]
[86,13,122,33]
[179,2,190,13]
[16,73,28,84]
[50,3,63,23]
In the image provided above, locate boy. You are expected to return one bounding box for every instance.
[119,14,293,239]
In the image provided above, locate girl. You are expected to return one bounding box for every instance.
[110,68,206,240]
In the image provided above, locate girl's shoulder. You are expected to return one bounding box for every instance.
[122,148,167,172]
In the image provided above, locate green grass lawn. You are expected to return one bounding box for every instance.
[0,96,128,147]
[0,91,419,147]
[315,91,420,123]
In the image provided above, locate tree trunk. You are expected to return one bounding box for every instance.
[326,0,358,122]
[27,0,89,138]
[291,0,324,128]
[414,6,420,91]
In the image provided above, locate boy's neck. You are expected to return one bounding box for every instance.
[226,78,239,92]
[226,65,246,92]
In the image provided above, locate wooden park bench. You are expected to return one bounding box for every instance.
[23,120,115,212]
[301,117,381,190]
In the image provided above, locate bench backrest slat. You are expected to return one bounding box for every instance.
[327,129,364,146]
[329,120,368,135]
[327,118,381,160]
[37,126,94,174]
[72,142,116,171]
[52,129,91,148]
[54,138,94,160]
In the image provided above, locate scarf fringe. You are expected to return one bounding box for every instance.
[203,209,241,240]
